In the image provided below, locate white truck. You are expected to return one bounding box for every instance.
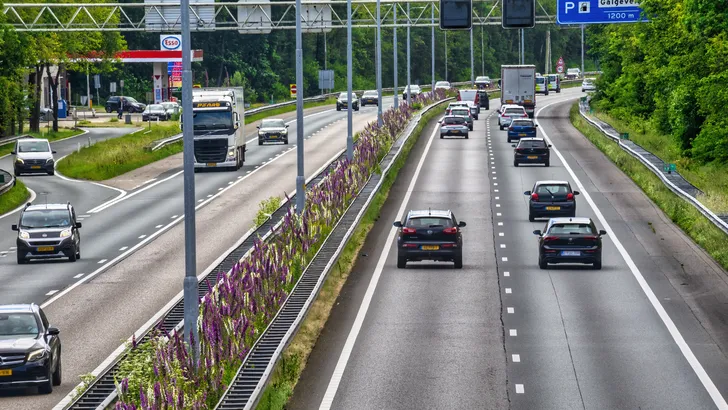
[189,88,246,171]
[500,65,536,118]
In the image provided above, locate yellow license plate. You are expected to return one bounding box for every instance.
[269,135,278,138]
[37,246,55,252]
[546,206,560,211]
[0,369,11,376]
[421,245,440,251]
[451,130,459,133]
[519,133,527,136]
[206,163,217,167]
[31,165,41,169]
[527,156,538,159]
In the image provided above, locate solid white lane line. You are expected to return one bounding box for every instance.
[319,115,441,410]
[98,259,107,264]
[73,273,84,279]
[512,354,520,362]
[536,99,728,409]
[46,290,58,296]
[54,152,128,208]
[515,384,525,394]
[0,187,37,220]
[510,329,518,336]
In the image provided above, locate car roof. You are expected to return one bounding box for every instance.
[408,209,451,218]
[0,304,37,314]
[549,217,593,225]
[16,138,49,143]
[25,203,71,211]
[535,180,570,186]
[519,137,544,142]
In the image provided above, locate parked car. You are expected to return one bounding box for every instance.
[403,85,422,100]
[547,74,561,93]
[12,202,82,264]
[513,137,551,167]
[582,78,597,92]
[498,106,528,130]
[507,118,538,143]
[360,90,378,106]
[12,138,56,176]
[161,101,180,118]
[475,76,491,89]
[105,96,146,113]
[533,217,607,269]
[449,107,474,131]
[0,304,62,394]
[393,209,466,269]
[142,104,169,121]
[336,92,359,111]
[524,180,579,221]
[440,115,469,139]
[257,118,289,145]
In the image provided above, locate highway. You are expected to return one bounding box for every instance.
[289,89,728,409]
[0,98,394,409]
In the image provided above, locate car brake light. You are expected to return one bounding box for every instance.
[516,148,524,153]
[544,236,558,242]
[403,243,418,248]
[566,193,574,201]
[583,235,598,240]
[443,227,458,234]
[531,193,539,201]
[442,243,457,248]
[456,94,461,101]
[402,227,416,234]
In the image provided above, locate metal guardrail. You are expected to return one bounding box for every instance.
[0,169,15,196]
[0,134,30,147]
[578,99,728,235]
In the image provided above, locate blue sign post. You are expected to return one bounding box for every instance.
[557,0,647,25]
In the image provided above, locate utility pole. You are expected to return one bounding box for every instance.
[86,65,91,109]
[393,4,398,109]
[376,0,382,126]
[431,4,435,91]
[545,30,551,74]
[346,0,353,160]
[295,0,305,213]
[406,2,411,105]
[581,24,585,74]
[180,0,199,366]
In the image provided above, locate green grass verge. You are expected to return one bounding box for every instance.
[56,123,182,181]
[0,178,30,216]
[245,97,337,124]
[253,101,449,410]
[0,129,84,157]
[570,103,728,271]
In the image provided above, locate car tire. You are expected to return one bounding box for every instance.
[52,355,62,386]
[545,160,550,167]
[258,139,263,146]
[39,373,53,394]
[14,170,21,177]
[76,246,81,260]
[514,161,519,167]
[336,106,341,111]
[397,254,407,269]
[529,213,535,222]
[539,256,548,270]
[499,125,504,130]
[507,137,511,143]
[557,89,561,93]
[469,125,473,131]
[17,254,26,264]
[440,134,444,139]
[284,139,289,145]
[355,105,359,112]
[593,261,602,270]
[465,133,469,139]
[48,169,55,176]
[69,249,77,262]
[454,252,463,269]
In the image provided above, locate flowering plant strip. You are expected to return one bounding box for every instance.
[114,89,448,410]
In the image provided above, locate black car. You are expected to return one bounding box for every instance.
[105,96,146,113]
[360,90,379,106]
[336,92,359,111]
[12,202,82,264]
[513,138,551,166]
[476,89,490,110]
[524,180,579,222]
[533,217,607,269]
[393,209,466,269]
[0,304,62,394]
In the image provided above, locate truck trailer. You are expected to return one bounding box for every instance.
[500,65,536,118]
[188,88,246,171]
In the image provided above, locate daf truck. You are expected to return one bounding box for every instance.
[500,65,536,118]
[187,88,246,171]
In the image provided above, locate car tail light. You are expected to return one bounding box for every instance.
[443,227,458,234]
[531,193,539,201]
[442,243,457,248]
[543,236,558,242]
[583,235,598,240]
[516,148,525,153]
[566,193,574,201]
[402,227,416,234]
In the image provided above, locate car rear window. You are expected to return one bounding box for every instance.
[535,184,570,196]
[505,108,525,115]
[518,140,546,148]
[536,77,545,84]
[451,109,469,116]
[511,120,534,127]
[548,223,594,235]
[444,117,465,125]
[459,90,477,100]
[407,217,453,228]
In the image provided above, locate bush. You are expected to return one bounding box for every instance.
[253,196,282,228]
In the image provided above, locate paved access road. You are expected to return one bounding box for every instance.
[290,89,728,410]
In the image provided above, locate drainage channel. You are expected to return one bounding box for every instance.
[67,151,349,410]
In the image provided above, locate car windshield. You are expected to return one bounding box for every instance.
[261,119,285,128]
[548,75,557,81]
[444,117,465,125]
[17,140,50,153]
[451,109,469,116]
[536,184,570,197]
[363,91,377,96]
[148,104,163,111]
[511,120,534,127]
[407,217,453,228]
[505,108,525,115]
[192,110,233,130]
[436,81,450,87]
[407,85,420,91]
[476,76,489,81]
[126,97,138,103]
[583,79,593,84]
[459,90,477,101]
[0,313,39,338]
[518,140,547,148]
[536,77,545,84]
[20,209,72,229]
[549,223,594,235]
[162,103,176,109]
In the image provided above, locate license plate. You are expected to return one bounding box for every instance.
[31,165,41,169]
[519,133,527,136]
[269,135,278,139]
[37,246,55,252]
[561,251,581,256]
[421,245,440,251]
[546,206,560,211]
[527,156,538,159]
[206,163,217,167]
[0,369,11,376]
[451,130,459,133]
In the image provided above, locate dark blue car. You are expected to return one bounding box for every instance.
[507,118,538,143]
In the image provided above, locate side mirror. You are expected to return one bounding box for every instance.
[458,221,467,227]
[533,230,542,236]
[511,144,517,148]
[47,327,60,336]
[11,151,16,155]
[76,222,82,228]
[393,221,403,228]
[524,191,531,196]
[599,229,607,236]
[256,126,260,129]
[235,121,240,129]
[573,191,580,195]
[286,124,290,128]
[11,224,18,231]
[535,124,539,127]
[52,150,57,154]
[548,144,552,147]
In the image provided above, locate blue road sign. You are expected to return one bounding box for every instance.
[556,0,647,25]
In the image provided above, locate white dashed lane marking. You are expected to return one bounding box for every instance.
[138,235,147,239]
[505,288,512,294]
[155,225,163,229]
[500,244,506,248]
[516,384,525,394]
[509,329,517,336]
[45,290,59,296]
[98,259,107,264]
[73,273,84,279]
[512,354,520,362]
[502,257,508,262]
[171,215,178,219]
[507,307,515,314]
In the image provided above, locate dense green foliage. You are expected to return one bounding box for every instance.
[587,0,728,164]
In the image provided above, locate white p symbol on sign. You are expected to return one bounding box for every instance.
[564,2,575,13]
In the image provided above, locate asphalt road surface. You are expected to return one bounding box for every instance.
[290,89,728,410]
[0,98,395,409]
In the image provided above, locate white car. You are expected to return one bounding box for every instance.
[435,81,451,90]
[498,106,528,130]
[499,104,522,115]
[582,78,597,92]
[446,102,469,114]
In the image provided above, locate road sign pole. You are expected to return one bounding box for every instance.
[470,28,474,86]
[520,28,524,64]
[347,0,353,160]
[376,0,382,127]
[295,0,305,214]
[581,24,585,75]
[406,2,411,105]
[86,66,91,109]
[445,32,448,82]
[393,4,398,109]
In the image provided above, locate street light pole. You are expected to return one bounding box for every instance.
[444,32,448,82]
[180,0,199,366]
[376,0,382,126]
[470,27,474,86]
[346,0,353,160]
[393,5,398,109]
[581,24,585,75]
[431,4,435,92]
[295,0,305,213]
[520,28,525,64]
[406,2,411,105]
[481,25,484,76]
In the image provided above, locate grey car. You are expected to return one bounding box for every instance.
[257,118,289,145]
[142,104,168,121]
[440,116,469,139]
[12,138,56,176]
[12,202,82,264]
[449,107,473,131]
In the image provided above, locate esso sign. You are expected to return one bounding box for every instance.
[160,35,182,51]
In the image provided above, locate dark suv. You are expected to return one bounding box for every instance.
[12,202,82,264]
[393,209,466,269]
[533,217,607,269]
[524,180,579,222]
[0,304,62,394]
[105,96,146,113]
[513,137,551,166]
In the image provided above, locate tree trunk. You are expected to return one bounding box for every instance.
[30,65,43,133]
[46,64,61,132]
[17,103,24,134]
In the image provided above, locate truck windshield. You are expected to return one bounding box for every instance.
[192,110,233,130]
